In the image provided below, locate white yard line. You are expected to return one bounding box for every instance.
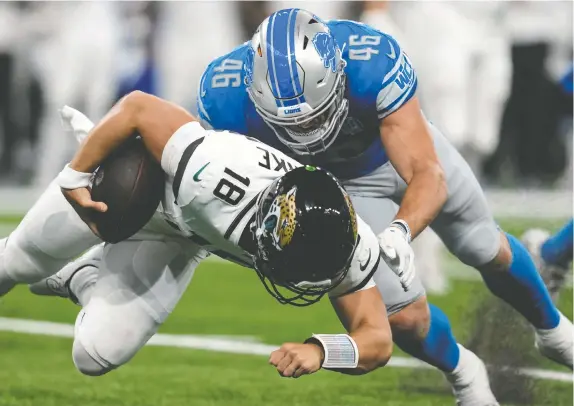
[0,317,571,383]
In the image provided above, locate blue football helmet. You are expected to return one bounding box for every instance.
[245,8,348,155]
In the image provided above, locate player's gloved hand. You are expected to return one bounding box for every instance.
[377,220,415,291]
[59,105,94,144]
[269,342,324,378]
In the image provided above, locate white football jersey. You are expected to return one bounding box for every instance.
[159,122,379,297]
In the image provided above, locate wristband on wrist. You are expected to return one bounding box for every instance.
[390,219,411,243]
[57,164,93,190]
[304,334,358,369]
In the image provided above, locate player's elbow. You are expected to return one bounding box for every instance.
[122,90,151,105]
[355,329,393,374]
[434,163,448,206]
[119,91,152,120]
[417,161,447,206]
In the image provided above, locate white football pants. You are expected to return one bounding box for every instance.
[0,178,206,375]
[72,214,206,375]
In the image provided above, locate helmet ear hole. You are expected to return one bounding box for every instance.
[303,36,309,50]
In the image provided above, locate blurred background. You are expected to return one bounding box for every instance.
[0,1,571,191]
[0,0,571,219]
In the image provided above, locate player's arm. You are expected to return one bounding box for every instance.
[373,35,447,291]
[70,91,195,172]
[328,286,393,374]
[380,95,447,238]
[58,91,196,218]
[269,286,392,378]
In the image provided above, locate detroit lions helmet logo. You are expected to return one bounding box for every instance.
[258,187,298,250]
[244,46,255,86]
[312,32,337,73]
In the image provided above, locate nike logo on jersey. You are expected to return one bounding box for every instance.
[193,163,210,181]
[359,249,372,272]
[386,40,396,60]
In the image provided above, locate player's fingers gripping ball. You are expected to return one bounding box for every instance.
[89,136,165,243]
[56,106,164,243]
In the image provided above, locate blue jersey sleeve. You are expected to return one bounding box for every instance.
[197,68,214,129]
[196,43,251,133]
[329,20,418,119]
[374,35,417,119]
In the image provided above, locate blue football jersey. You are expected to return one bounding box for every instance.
[197,20,418,180]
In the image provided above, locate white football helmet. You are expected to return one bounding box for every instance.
[245,8,348,155]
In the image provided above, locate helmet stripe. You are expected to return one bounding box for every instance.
[270,11,291,99]
[267,9,304,105]
[287,9,305,104]
[266,13,283,107]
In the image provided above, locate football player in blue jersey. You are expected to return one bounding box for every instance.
[522,66,573,302]
[197,8,573,404]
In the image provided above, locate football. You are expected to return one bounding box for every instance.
[90,135,165,243]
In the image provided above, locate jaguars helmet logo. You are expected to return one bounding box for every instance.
[344,192,358,240]
[259,187,298,250]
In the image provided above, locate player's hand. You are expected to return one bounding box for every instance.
[269,343,324,378]
[61,187,107,238]
[378,226,415,291]
[60,105,95,143]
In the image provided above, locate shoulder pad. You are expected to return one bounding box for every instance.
[328,20,418,118]
[197,43,252,133]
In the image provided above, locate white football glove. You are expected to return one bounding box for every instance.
[377,220,415,291]
[59,105,94,144]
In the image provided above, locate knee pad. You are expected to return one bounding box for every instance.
[445,221,501,268]
[72,339,113,377]
[75,304,157,371]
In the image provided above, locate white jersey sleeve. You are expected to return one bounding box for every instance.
[329,215,379,298]
[161,121,207,178]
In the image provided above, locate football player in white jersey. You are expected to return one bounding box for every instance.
[1,93,426,381]
[17,101,497,402]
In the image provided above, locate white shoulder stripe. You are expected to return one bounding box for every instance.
[381,43,403,84]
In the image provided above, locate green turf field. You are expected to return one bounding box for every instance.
[0,219,571,406]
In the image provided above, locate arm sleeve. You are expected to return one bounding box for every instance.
[160,121,207,178]
[375,36,418,119]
